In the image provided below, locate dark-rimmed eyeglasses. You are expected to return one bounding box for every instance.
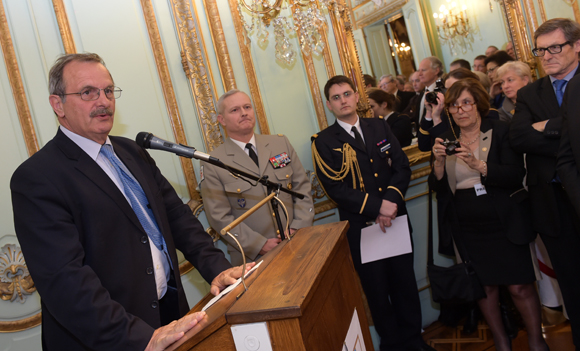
[448,102,476,114]
[532,41,571,57]
[62,86,122,101]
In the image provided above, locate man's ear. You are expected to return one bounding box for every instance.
[49,95,65,118]
[217,114,225,127]
[326,100,331,110]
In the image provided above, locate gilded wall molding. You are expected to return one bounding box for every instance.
[227,0,270,135]
[500,0,541,77]
[521,0,539,35]
[0,0,39,157]
[353,0,407,29]
[52,0,76,54]
[140,0,200,203]
[0,244,40,332]
[169,0,223,153]
[536,0,547,23]
[202,0,237,92]
[329,1,371,117]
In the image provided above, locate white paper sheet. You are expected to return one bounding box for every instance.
[202,260,263,311]
[343,308,366,351]
[360,215,412,264]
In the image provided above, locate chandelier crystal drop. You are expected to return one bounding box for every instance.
[238,0,342,65]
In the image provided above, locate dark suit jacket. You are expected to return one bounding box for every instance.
[10,129,231,351]
[558,74,580,220]
[380,112,413,147]
[402,92,422,129]
[429,119,532,255]
[510,68,580,237]
[395,90,416,113]
[311,118,411,231]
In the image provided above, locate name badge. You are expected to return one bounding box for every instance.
[474,183,487,196]
[269,152,291,168]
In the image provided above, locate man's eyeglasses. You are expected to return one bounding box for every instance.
[62,86,122,101]
[330,91,355,101]
[448,102,476,114]
[532,41,571,57]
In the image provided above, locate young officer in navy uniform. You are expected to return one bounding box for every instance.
[312,75,433,351]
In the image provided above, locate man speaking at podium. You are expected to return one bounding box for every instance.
[200,89,314,266]
[11,53,249,351]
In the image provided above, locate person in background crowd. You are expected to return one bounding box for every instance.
[474,55,488,73]
[367,88,413,147]
[486,45,499,56]
[510,17,580,349]
[431,78,547,351]
[416,57,445,151]
[495,61,532,122]
[450,59,471,72]
[473,71,492,92]
[379,73,415,112]
[485,51,514,108]
[402,71,425,131]
[363,74,377,88]
[404,81,414,92]
[397,74,407,91]
[506,41,516,58]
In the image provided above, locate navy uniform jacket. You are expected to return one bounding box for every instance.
[11,129,231,350]
[311,118,411,227]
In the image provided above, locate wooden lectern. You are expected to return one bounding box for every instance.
[167,221,374,351]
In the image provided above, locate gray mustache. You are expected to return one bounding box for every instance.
[90,108,114,117]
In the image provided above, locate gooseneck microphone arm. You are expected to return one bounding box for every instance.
[135,132,305,240]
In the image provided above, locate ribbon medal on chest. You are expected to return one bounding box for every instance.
[269,152,291,168]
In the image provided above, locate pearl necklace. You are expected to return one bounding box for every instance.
[460,133,479,146]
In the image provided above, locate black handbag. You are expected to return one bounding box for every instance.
[427,167,486,304]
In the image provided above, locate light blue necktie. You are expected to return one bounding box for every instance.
[554,79,567,106]
[100,144,167,252]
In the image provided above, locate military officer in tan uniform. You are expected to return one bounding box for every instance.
[200,89,314,265]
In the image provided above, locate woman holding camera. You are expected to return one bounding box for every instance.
[429,78,547,351]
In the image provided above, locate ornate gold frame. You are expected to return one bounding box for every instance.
[140,0,200,204]
[328,1,371,117]
[500,0,540,76]
[0,0,39,157]
[202,0,237,92]
[52,0,76,54]
[169,0,224,153]
[227,0,270,135]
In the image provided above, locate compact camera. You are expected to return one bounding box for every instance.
[441,140,460,156]
[425,79,446,105]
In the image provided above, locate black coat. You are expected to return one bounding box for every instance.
[395,90,416,112]
[11,129,231,350]
[312,118,411,226]
[510,67,580,237]
[429,119,533,255]
[380,111,413,147]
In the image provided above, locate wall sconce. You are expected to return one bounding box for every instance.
[433,1,475,55]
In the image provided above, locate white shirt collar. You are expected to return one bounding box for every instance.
[336,116,362,135]
[60,125,111,160]
[230,134,257,152]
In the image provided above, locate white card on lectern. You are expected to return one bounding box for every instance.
[360,215,412,264]
[343,308,366,351]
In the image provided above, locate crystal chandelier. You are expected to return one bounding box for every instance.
[237,0,339,65]
[433,1,475,56]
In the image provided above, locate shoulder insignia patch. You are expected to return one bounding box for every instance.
[277,133,283,137]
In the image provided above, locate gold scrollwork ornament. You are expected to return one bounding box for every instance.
[0,244,36,303]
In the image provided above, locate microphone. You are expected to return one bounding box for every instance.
[136,132,218,162]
